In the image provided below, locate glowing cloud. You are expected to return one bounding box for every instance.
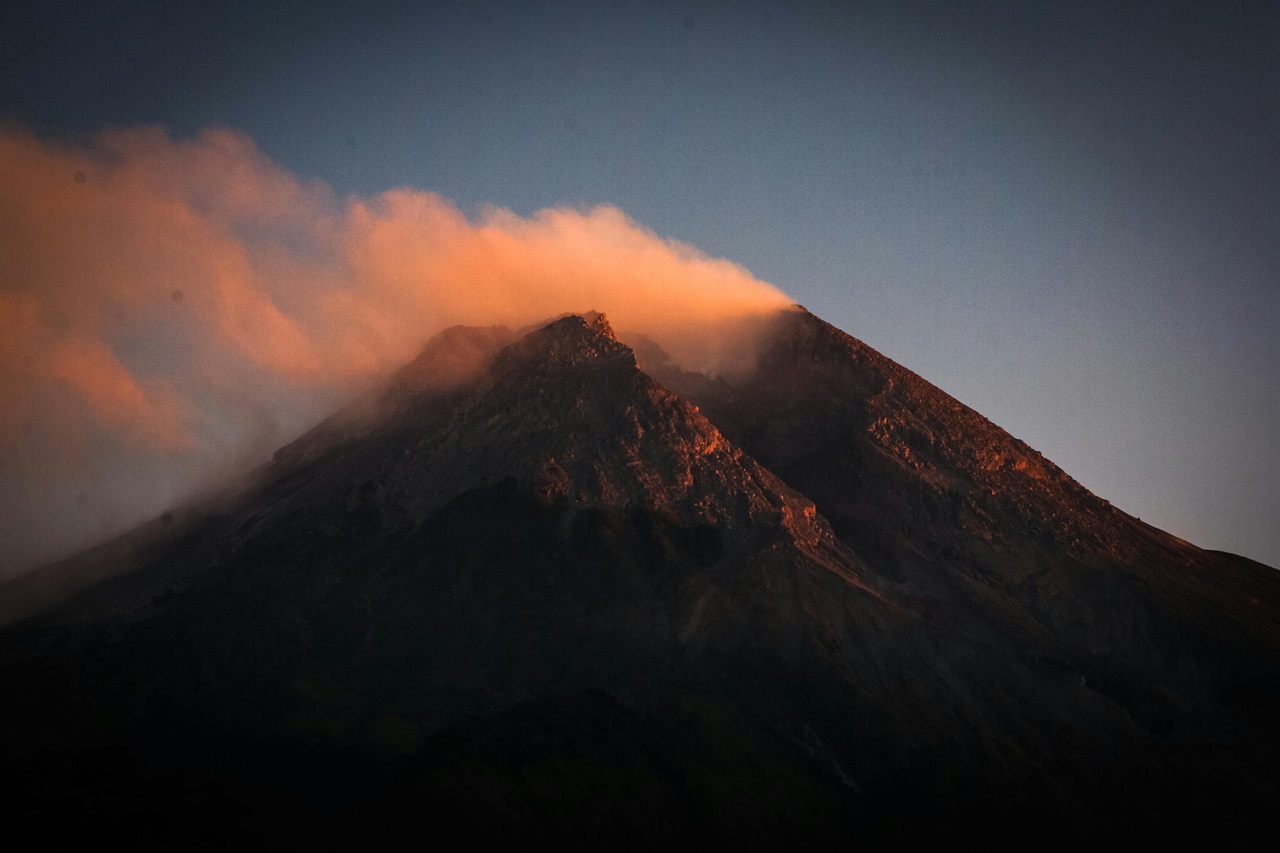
[0,125,792,579]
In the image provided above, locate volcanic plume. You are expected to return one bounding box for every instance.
[0,125,789,579]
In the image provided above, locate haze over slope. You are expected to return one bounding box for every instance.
[0,125,790,579]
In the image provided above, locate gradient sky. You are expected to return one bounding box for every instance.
[3,0,1277,567]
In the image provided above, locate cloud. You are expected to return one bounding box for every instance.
[0,124,792,579]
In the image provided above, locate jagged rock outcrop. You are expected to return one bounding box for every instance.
[652,307,1280,701]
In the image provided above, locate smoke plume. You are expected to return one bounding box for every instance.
[0,125,792,580]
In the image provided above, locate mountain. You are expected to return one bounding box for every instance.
[647,308,1280,714]
[2,308,1277,848]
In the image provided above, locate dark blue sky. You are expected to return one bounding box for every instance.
[4,0,1278,565]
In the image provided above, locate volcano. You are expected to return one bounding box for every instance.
[2,308,1278,847]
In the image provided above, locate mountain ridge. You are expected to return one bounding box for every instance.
[2,307,1277,845]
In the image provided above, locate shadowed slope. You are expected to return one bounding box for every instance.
[649,306,1280,834]
[0,313,916,842]
[2,309,1278,846]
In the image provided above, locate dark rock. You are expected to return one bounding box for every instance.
[2,308,1278,847]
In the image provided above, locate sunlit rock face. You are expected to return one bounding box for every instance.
[2,309,1278,846]
[654,308,1280,681]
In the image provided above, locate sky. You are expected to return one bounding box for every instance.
[1,0,1277,573]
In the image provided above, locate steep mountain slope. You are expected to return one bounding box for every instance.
[648,306,1280,832]
[2,310,1277,846]
[0,313,904,842]
[651,308,1280,657]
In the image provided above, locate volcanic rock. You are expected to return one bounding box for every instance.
[2,308,1277,847]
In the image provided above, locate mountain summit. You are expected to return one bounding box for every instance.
[3,309,1278,846]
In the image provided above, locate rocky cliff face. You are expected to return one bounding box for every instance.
[2,309,1278,846]
[654,306,1280,684]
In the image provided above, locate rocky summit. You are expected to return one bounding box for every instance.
[2,308,1278,848]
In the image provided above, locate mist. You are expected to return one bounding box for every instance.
[0,124,793,581]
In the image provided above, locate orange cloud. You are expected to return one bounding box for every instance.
[0,123,792,579]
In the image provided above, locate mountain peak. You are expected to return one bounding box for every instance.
[540,310,617,341]
[495,311,634,376]
[4,303,1279,845]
